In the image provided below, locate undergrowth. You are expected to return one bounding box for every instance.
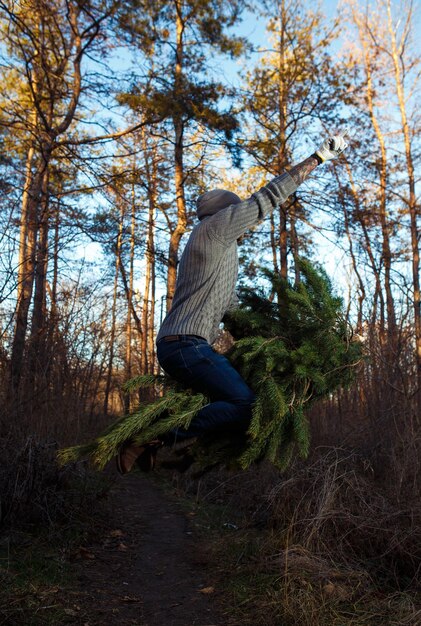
[169,446,421,626]
[0,434,111,625]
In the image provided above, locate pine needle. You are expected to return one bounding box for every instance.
[58,259,363,474]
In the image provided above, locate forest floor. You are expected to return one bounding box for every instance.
[4,452,420,626]
[1,466,238,626]
[61,471,229,626]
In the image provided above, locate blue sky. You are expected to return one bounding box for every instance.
[79,0,418,325]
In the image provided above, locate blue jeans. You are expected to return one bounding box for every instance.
[156,335,255,443]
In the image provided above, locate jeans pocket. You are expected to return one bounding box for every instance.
[162,345,211,378]
[157,345,191,378]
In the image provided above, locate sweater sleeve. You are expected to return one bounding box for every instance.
[205,172,297,245]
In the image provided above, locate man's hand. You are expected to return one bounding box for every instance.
[288,128,350,186]
[315,130,349,163]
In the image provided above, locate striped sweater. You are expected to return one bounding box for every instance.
[156,172,297,345]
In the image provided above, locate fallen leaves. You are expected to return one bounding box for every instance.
[77,547,95,560]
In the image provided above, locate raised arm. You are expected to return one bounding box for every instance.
[206,132,349,245]
[287,155,319,185]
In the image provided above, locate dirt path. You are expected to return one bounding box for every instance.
[69,473,227,626]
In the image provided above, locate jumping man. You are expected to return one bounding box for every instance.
[117,132,349,474]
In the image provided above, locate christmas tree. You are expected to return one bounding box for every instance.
[58,259,362,472]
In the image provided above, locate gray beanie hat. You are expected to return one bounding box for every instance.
[196,188,242,220]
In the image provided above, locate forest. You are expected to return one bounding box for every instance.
[0,0,420,624]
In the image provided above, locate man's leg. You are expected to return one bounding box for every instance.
[157,336,255,443]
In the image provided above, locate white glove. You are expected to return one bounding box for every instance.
[315,131,349,162]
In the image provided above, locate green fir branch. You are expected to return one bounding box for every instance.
[122,373,167,393]
[58,258,363,474]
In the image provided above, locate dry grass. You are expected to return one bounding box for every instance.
[175,445,421,626]
[0,434,109,529]
[0,433,112,625]
[267,448,421,584]
[250,448,421,625]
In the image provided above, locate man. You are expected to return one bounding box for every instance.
[117,132,349,474]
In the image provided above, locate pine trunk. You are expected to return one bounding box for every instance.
[334,168,366,331]
[104,203,124,417]
[30,168,50,364]
[386,0,421,387]
[269,212,279,274]
[166,0,187,311]
[362,40,395,337]
[10,161,46,390]
[124,177,137,414]
[346,163,385,332]
[277,0,289,281]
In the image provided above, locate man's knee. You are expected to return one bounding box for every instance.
[236,388,255,409]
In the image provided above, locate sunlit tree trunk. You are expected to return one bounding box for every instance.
[269,212,279,274]
[345,162,385,331]
[352,7,396,339]
[141,134,158,374]
[166,0,188,310]
[30,167,50,353]
[104,203,124,417]
[289,201,301,287]
[343,205,366,332]
[124,177,137,413]
[16,134,36,305]
[333,167,366,331]
[141,241,152,374]
[47,194,61,347]
[386,0,420,380]
[11,160,47,390]
[277,0,289,280]
[147,144,157,374]
[148,239,156,374]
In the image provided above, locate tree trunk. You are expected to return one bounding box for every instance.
[276,0,289,281]
[141,241,152,374]
[141,133,158,375]
[269,212,279,274]
[386,0,421,383]
[279,206,288,279]
[148,238,156,374]
[352,5,395,340]
[289,201,301,287]
[30,167,50,361]
[334,168,366,331]
[147,150,157,375]
[16,140,36,305]
[104,203,124,417]
[345,163,385,332]
[10,160,47,391]
[46,194,60,350]
[166,0,187,311]
[124,176,137,414]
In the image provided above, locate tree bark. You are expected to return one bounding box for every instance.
[141,131,158,374]
[166,0,187,311]
[124,175,137,414]
[104,203,124,417]
[269,212,279,274]
[10,160,48,390]
[30,167,50,352]
[277,0,289,280]
[386,0,421,381]
[352,5,396,342]
[345,162,385,332]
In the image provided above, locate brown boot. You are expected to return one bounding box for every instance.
[116,440,163,475]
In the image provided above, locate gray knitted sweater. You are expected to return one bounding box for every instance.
[156,172,297,345]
